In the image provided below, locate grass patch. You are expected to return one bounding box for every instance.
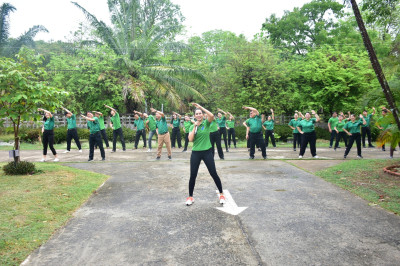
[0,163,109,265]
[316,159,400,215]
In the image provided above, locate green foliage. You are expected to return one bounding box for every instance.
[273,125,293,141]
[376,113,400,148]
[2,161,36,175]
[315,127,331,140]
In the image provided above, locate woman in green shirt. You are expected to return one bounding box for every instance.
[296,110,320,158]
[81,111,105,161]
[105,104,126,152]
[343,114,366,159]
[145,113,157,152]
[38,108,59,162]
[182,114,195,152]
[226,112,236,149]
[61,107,82,153]
[333,113,349,151]
[186,103,225,206]
[262,109,276,148]
[93,111,110,149]
[288,111,303,151]
[133,110,146,149]
[170,112,182,149]
[216,108,229,152]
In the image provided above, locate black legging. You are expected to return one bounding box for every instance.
[189,148,223,197]
[112,128,126,151]
[329,130,337,147]
[361,127,372,147]
[334,131,348,149]
[171,127,182,148]
[265,130,276,147]
[293,133,301,149]
[100,129,109,148]
[219,127,228,151]
[344,133,361,157]
[43,129,57,156]
[210,131,224,159]
[89,132,105,160]
[135,129,146,148]
[228,128,236,147]
[299,131,317,157]
[249,132,266,158]
[67,128,82,151]
[183,133,189,151]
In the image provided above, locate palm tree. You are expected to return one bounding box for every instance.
[0,3,48,57]
[72,0,206,110]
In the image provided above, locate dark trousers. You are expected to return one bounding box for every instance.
[219,127,228,151]
[299,131,317,157]
[135,129,146,148]
[329,130,337,147]
[112,128,126,151]
[344,133,361,157]
[183,133,189,151]
[189,148,223,197]
[265,130,276,147]
[247,137,260,148]
[361,127,372,147]
[148,130,156,149]
[210,131,224,159]
[171,127,182,148]
[228,128,236,147]
[43,130,57,156]
[67,128,81,151]
[293,133,301,149]
[89,132,105,160]
[100,129,109,148]
[334,131,348,149]
[249,132,266,158]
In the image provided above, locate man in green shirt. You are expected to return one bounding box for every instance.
[93,111,110,149]
[105,104,126,152]
[81,111,105,161]
[244,106,267,159]
[328,112,339,148]
[362,107,376,148]
[262,108,276,148]
[61,107,82,153]
[343,114,366,159]
[226,112,236,148]
[209,115,224,159]
[333,113,349,150]
[216,108,229,152]
[133,110,146,149]
[145,113,157,152]
[170,112,182,149]
[182,114,195,152]
[288,111,304,151]
[151,108,172,160]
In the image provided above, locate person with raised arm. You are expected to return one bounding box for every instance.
[38,108,59,162]
[105,104,126,152]
[328,112,339,148]
[93,111,110,149]
[243,106,267,159]
[226,112,236,149]
[145,111,157,152]
[151,107,172,160]
[170,112,182,149]
[81,111,105,161]
[61,107,82,153]
[216,108,229,152]
[185,103,225,206]
[362,107,376,148]
[209,113,225,160]
[182,114,195,152]
[333,112,350,151]
[263,108,276,148]
[288,111,302,151]
[343,114,367,159]
[296,110,320,159]
[133,110,146,149]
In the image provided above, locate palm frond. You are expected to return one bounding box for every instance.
[0,3,16,46]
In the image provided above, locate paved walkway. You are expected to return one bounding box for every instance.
[5,148,399,265]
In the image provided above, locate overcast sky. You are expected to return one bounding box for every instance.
[7,0,313,42]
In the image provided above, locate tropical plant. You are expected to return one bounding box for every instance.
[376,112,400,149]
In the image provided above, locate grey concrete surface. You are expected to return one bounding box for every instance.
[21,156,400,265]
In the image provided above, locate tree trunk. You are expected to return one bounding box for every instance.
[13,117,21,163]
[350,0,400,130]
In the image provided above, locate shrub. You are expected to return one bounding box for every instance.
[3,161,36,175]
[53,127,68,144]
[22,128,41,143]
[315,126,331,140]
[273,125,293,141]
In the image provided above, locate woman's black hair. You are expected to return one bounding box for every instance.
[194,108,203,114]
[43,115,47,122]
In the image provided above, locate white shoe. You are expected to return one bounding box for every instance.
[298,155,303,159]
[219,195,226,204]
[63,150,70,153]
[147,149,151,152]
[39,158,45,162]
[313,155,319,158]
[79,150,82,153]
[186,197,194,206]
[54,158,59,162]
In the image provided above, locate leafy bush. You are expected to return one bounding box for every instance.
[315,126,331,140]
[273,125,293,141]
[22,129,41,143]
[3,161,36,175]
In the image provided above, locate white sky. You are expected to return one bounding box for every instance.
[6,0,313,42]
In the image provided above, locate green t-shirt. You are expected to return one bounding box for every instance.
[226,120,235,129]
[190,119,212,151]
[87,117,100,134]
[328,117,339,129]
[171,118,180,128]
[298,118,317,133]
[263,120,274,130]
[44,117,54,130]
[344,119,363,134]
[362,114,373,127]
[110,112,121,130]
[157,116,169,134]
[134,117,145,130]
[288,118,302,133]
[335,120,347,132]
[209,120,219,133]
[184,121,193,132]
[216,116,226,128]
[98,116,105,130]
[147,115,157,131]
[66,114,76,130]
[246,115,262,133]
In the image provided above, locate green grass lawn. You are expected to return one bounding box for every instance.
[0,163,109,265]
[316,159,400,215]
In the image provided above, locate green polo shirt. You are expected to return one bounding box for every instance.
[246,115,262,133]
[289,118,302,133]
[328,117,339,129]
[147,115,157,131]
[344,119,363,134]
[263,120,274,130]
[98,116,105,130]
[110,112,121,130]
[87,117,100,134]
[335,120,347,132]
[134,117,145,130]
[209,120,219,133]
[298,118,317,133]
[157,116,169,134]
[216,116,226,128]
[184,121,193,132]
[67,114,76,130]
[362,114,373,127]
[226,120,235,128]
[44,117,55,130]
[171,118,180,128]
[190,119,212,151]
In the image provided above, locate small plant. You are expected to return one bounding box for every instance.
[2,161,36,175]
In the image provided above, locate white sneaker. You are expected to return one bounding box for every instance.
[39,158,45,162]
[79,150,83,153]
[147,149,152,152]
[186,197,194,206]
[54,158,59,162]
[63,150,70,153]
[313,155,319,158]
[219,195,226,204]
[298,155,303,159]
